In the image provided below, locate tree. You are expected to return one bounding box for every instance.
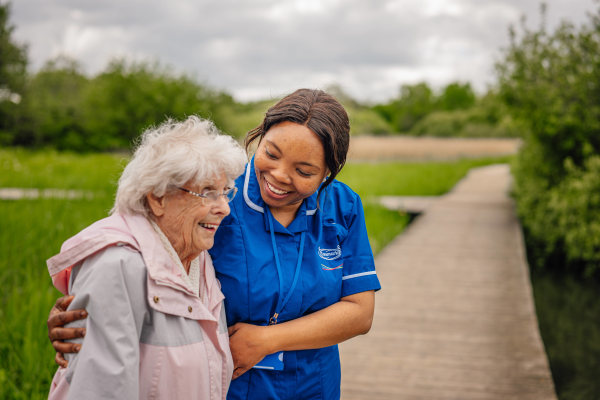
[497,4,600,277]
[21,56,89,149]
[373,82,435,132]
[438,82,476,111]
[0,2,28,145]
[82,59,231,150]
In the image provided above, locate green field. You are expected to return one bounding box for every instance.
[0,148,510,399]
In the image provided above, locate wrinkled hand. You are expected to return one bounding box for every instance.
[47,295,87,368]
[228,322,272,379]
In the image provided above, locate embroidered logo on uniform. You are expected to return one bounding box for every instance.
[321,263,343,271]
[318,245,342,260]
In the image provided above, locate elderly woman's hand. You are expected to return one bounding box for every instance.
[228,322,272,379]
[47,295,87,368]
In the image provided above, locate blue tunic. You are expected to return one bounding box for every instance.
[209,158,381,400]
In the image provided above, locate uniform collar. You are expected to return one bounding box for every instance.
[243,156,318,234]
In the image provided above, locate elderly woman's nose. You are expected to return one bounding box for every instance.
[212,197,231,215]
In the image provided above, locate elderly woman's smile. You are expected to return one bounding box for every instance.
[147,173,232,271]
[198,222,219,230]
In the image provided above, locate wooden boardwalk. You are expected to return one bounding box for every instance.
[340,164,556,400]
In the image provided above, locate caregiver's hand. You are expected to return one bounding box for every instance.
[228,322,272,379]
[47,295,87,368]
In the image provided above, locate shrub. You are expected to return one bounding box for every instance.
[548,156,600,277]
[498,5,600,279]
[348,108,393,136]
[410,108,521,138]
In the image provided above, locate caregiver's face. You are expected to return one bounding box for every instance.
[150,173,232,262]
[254,121,327,213]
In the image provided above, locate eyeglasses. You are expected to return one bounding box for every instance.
[177,186,238,204]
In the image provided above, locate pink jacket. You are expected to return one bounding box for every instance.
[47,213,233,400]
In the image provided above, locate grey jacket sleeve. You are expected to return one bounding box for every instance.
[64,245,149,400]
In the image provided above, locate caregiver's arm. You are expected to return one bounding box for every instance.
[48,296,87,367]
[228,290,374,379]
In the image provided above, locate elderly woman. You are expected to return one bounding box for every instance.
[46,116,246,399]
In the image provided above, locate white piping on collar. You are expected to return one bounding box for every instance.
[243,162,264,213]
[243,161,318,215]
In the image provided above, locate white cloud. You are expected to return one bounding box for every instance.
[9,0,597,102]
[422,0,465,17]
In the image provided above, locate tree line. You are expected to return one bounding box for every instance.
[0,4,521,152]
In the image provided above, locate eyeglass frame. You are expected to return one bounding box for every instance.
[177,186,238,204]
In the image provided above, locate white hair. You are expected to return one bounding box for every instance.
[112,115,247,217]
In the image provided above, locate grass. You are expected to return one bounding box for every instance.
[0,198,114,399]
[0,149,123,399]
[0,147,127,192]
[0,148,510,399]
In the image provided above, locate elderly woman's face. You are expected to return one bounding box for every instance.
[148,173,232,263]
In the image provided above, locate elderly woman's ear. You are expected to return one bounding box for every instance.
[146,193,166,217]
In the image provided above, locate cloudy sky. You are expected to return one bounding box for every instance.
[8,0,597,102]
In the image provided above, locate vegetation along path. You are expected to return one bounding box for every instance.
[339,164,556,400]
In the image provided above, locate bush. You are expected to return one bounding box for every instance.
[372,82,436,132]
[212,99,272,139]
[410,108,521,138]
[10,58,239,151]
[548,157,600,276]
[18,57,89,149]
[498,5,600,279]
[323,84,393,135]
[410,110,466,137]
[348,107,393,136]
[513,149,600,277]
[0,4,28,146]
[81,59,234,150]
[373,82,522,137]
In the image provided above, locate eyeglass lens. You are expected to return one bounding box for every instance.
[205,187,236,202]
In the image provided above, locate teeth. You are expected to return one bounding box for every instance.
[199,223,218,229]
[267,181,288,195]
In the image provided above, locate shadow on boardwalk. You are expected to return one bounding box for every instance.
[340,164,556,400]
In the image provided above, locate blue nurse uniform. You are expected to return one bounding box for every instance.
[209,157,381,400]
